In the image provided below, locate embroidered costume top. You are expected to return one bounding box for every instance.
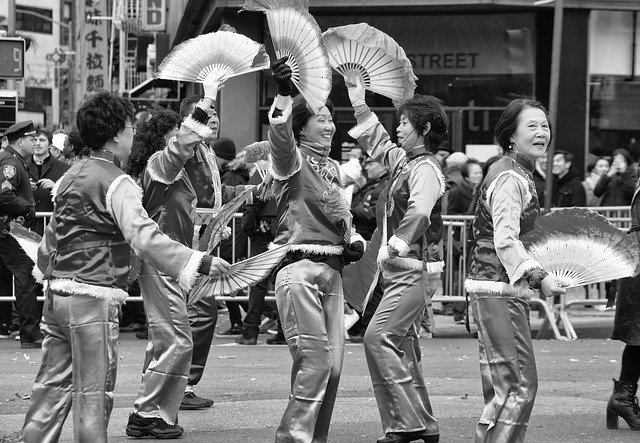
[35,149,207,304]
[465,151,546,298]
[348,112,446,274]
[268,95,351,259]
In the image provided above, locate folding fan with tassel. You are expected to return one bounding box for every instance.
[9,222,41,263]
[155,29,270,85]
[521,207,640,288]
[241,0,332,112]
[322,23,417,107]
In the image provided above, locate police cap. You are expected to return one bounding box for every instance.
[3,121,36,143]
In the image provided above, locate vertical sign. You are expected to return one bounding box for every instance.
[78,0,109,97]
[141,0,166,32]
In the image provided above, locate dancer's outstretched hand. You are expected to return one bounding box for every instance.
[271,56,292,96]
[208,257,231,277]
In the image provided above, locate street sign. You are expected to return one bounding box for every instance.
[0,90,18,134]
[0,38,25,79]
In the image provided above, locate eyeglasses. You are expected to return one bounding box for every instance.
[124,125,137,134]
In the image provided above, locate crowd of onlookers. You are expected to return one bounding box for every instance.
[2,116,639,345]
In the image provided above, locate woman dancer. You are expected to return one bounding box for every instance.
[347,75,447,443]
[125,86,230,439]
[606,178,640,431]
[465,98,566,442]
[268,57,364,442]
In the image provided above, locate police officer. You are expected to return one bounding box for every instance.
[0,121,43,348]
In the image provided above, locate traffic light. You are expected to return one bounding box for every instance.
[0,37,26,78]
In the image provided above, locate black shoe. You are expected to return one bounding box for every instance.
[179,392,214,410]
[235,336,257,345]
[216,324,242,336]
[136,329,149,340]
[348,334,364,343]
[0,324,10,339]
[377,431,439,443]
[125,412,183,439]
[20,338,43,349]
[266,335,286,345]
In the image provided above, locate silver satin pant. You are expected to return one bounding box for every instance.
[470,292,538,443]
[274,259,345,443]
[21,291,120,443]
[134,262,193,425]
[363,265,440,436]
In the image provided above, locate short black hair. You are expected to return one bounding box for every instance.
[76,91,135,151]
[494,98,553,152]
[554,150,574,165]
[291,95,334,143]
[461,159,482,179]
[35,128,53,144]
[586,156,610,173]
[396,94,448,154]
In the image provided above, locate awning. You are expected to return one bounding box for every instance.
[125,77,183,99]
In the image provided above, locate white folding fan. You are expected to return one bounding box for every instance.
[188,243,290,305]
[521,207,640,288]
[322,23,417,107]
[9,222,41,264]
[155,30,270,85]
[241,0,332,112]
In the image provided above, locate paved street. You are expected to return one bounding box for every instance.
[0,308,638,442]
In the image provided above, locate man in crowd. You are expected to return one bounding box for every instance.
[552,150,586,207]
[27,128,69,235]
[351,157,388,241]
[0,121,42,348]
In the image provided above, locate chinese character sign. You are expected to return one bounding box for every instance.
[78,0,109,97]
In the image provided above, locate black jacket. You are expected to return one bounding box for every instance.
[27,154,69,212]
[552,169,586,208]
[594,170,637,206]
[351,172,389,241]
[0,146,35,232]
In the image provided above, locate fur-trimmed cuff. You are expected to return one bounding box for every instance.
[388,235,410,257]
[32,266,44,283]
[178,251,206,292]
[348,113,379,140]
[382,257,444,275]
[48,279,129,304]
[269,95,293,124]
[510,259,543,286]
[182,115,214,139]
[464,279,535,300]
[270,242,344,256]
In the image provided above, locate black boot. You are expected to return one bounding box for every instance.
[376,430,439,443]
[607,378,640,430]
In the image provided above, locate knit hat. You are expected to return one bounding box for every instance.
[212,137,236,160]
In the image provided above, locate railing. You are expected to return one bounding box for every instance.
[2,206,631,339]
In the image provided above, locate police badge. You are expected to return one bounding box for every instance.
[3,165,16,180]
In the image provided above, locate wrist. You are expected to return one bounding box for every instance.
[525,268,549,290]
[197,255,213,275]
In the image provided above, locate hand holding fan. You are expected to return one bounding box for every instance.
[322,23,417,107]
[241,0,332,112]
[9,222,41,263]
[155,29,270,87]
[521,207,640,288]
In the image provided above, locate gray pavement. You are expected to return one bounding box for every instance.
[0,307,638,442]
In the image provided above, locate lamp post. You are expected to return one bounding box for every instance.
[14,7,76,127]
[534,0,564,212]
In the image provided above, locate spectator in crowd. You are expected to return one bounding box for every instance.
[20,92,224,442]
[50,130,67,161]
[351,157,389,240]
[551,150,586,207]
[340,146,367,207]
[434,146,453,168]
[62,129,89,164]
[213,137,250,337]
[27,128,69,235]
[594,148,637,206]
[582,157,610,206]
[533,156,547,205]
[236,161,280,345]
[607,178,640,431]
[443,151,468,190]
[0,121,42,349]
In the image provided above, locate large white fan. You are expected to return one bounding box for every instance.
[155,30,270,85]
[188,243,290,306]
[521,207,640,288]
[323,23,417,107]
[242,0,332,113]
